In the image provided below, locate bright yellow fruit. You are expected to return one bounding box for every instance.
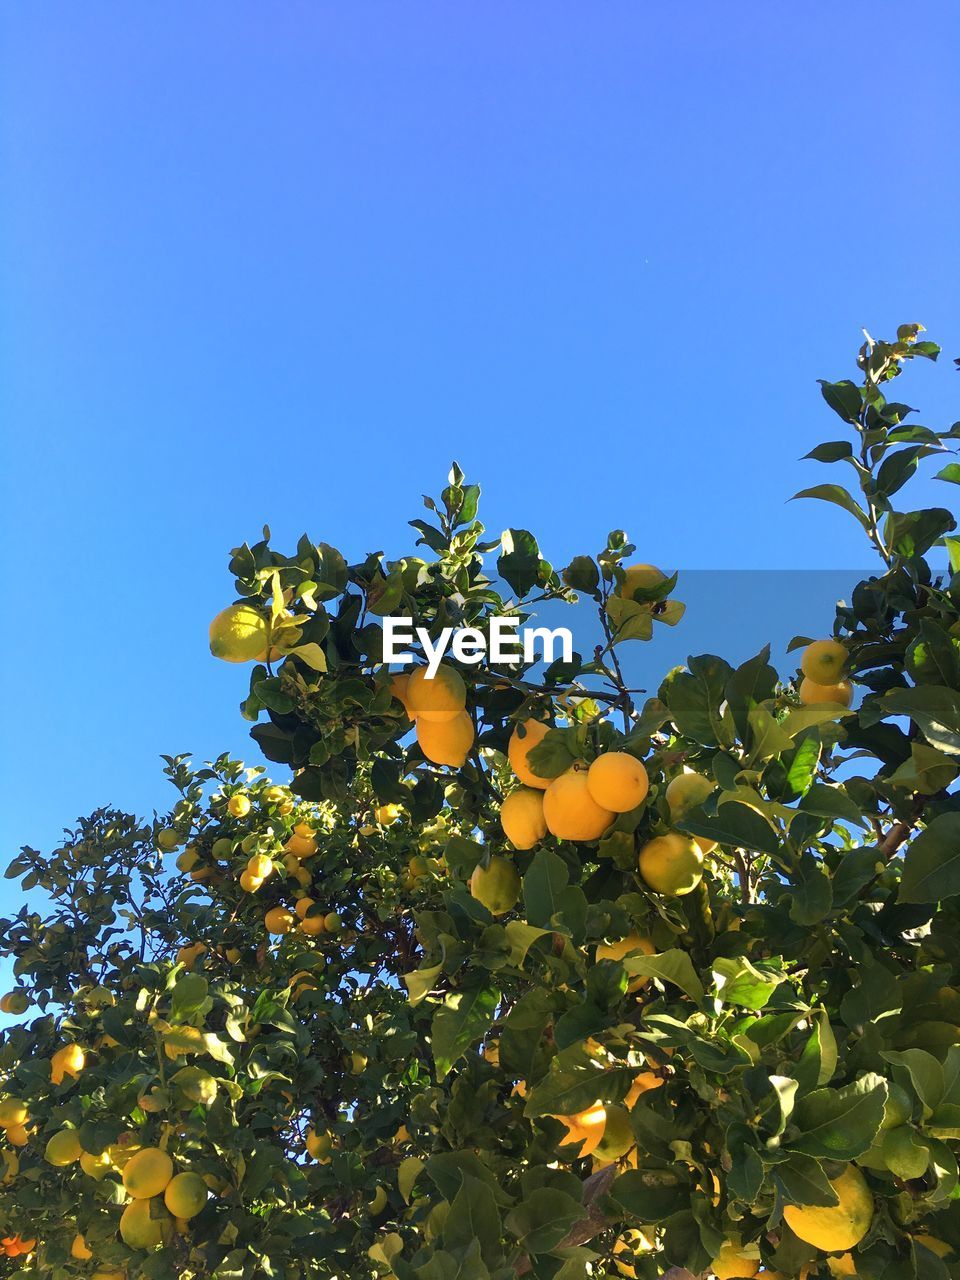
[711,1239,760,1278]
[264,907,297,935]
[500,788,548,850]
[285,832,318,858]
[177,942,206,969]
[5,1124,29,1146]
[70,1234,92,1260]
[783,1164,873,1252]
[246,854,273,880]
[596,934,656,991]
[44,1129,82,1166]
[638,831,703,896]
[50,1042,86,1084]
[543,766,614,841]
[79,1148,113,1179]
[664,770,715,819]
[586,753,649,813]
[0,991,28,1015]
[623,1071,662,1108]
[406,664,467,722]
[799,676,854,708]
[507,719,552,789]
[801,638,847,683]
[470,857,521,916]
[375,803,402,825]
[163,1171,207,1219]
[417,709,475,766]
[239,869,263,892]
[555,1102,606,1157]
[122,1147,174,1199]
[295,897,317,920]
[0,1099,28,1128]
[348,1051,368,1075]
[209,603,271,663]
[228,794,251,818]
[612,1229,655,1277]
[120,1195,173,1248]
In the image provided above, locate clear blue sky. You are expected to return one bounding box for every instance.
[1,4,958,915]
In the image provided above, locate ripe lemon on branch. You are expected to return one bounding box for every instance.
[638,831,703,897]
[499,788,547,850]
[783,1164,873,1252]
[543,765,614,841]
[405,664,467,721]
[507,719,552,789]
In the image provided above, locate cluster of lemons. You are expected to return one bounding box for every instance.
[797,638,853,708]
[391,666,474,767]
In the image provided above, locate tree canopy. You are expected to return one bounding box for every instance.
[3,326,960,1280]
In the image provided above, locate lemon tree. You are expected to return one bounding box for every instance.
[2,326,960,1280]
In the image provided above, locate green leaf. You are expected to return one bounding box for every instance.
[780,704,854,737]
[794,1009,838,1094]
[562,556,600,594]
[791,1073,887,1159]
[788,853,833,926]
[659,655,734,747]
[171,973,210,1018]
[803,440,854,463]
[905,621,960,689]
[505,1187,587,1255]
[522,849,569,928]
[443,1175,502,1262]
[885,507,956,559]
[799,783,868,829]
[432,984,500,1081]
[605,595,654,643]
[936,463,960,485]
[790,484,870,531]
[712,956,781,1010]
[774,1154,839,1208]
[526,729,579,782]
[882,1049,945,1113]
[899,815,960,904]
[678,801,782,857]
[609,1168,690,1221]
[504,921,552,968]
[817,379,862,424]
[868,686,960,755]
[623,948,705,1002]
[403,962,443,1007]
[499,529,544,597]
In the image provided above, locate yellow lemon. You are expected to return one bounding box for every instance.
[543,765,614,842]
[209,603,271,663]
[0,991,28,1015]
[586,753,649,813]
[623,1071,662,1108]
[711,1240,760,1278]
[79,1148,113,1179]
[163,1171,207,1219]
[44,1129,82,1166]
[389,672,414,718]
[783,1164,873,1253]
[239,869,263,893]
[507,719,552,789]
[0,1099,28,1128]
[306,1128,333,1161]
[122,1147,174,1199]
[664,770,715,819]
[638,831,703,896]
[470,857,521,916]
[264,907,297,935]
[5,1124,29,1147]
[228,794,251,818]
[619,564,666,599]
[70,1234,93,1260]
[50,1043,86,1084]
[246,854,273,880]
[176,942,206,970]
[120,1196,173,1248]
[801,638,847,683]
[596,934,655,991]
[799,677,853,708]
[555,1102,606,1157]
[375,803,402,825]
[406,664,467,722]
[500,788,548,850]
[416,709,474,766]
[592,1105,635,1165]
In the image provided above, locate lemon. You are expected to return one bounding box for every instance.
[0,1099,28,1128]
[71,1234,93,1260]
[596,934,655,991]
[801,638,847,683]
[122,1146,174,1199]
[543,765,614,841]
[228,794,251,818]
[470,857,521,916]
[586,753,649,813]
[0,991,29,1015]
[79,1148,113,1179]
[120,1195,173,1248]
[592,1105,635,1164]
[555,1102,606,1157]
[711,1239,760,1278]
[405,664,467,722]
[285,832,317,858]
[507,719,552,789]
[176,942,206,969]
[389,672,414,718]
[163,1171,207,1219]
[44,1128,82,1166]
[5,1124,29,1146]
[246,854,273,880]
[209,603,271,663]
[500,788,548,850]
[799,677,853,708]
[50,1042,85,1084]
[417,710,475,766]
[638,831,703,896]
[306,1127,333,1161]
[623,1071,662,1108]
[826,1256,858,1277]
[619,563,666,599]
[239,870,263,892]
[664,770,715,819]
[783,1164,873,1252]
[264,906,297,935]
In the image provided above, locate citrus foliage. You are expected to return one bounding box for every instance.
[3,326,960,1280]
